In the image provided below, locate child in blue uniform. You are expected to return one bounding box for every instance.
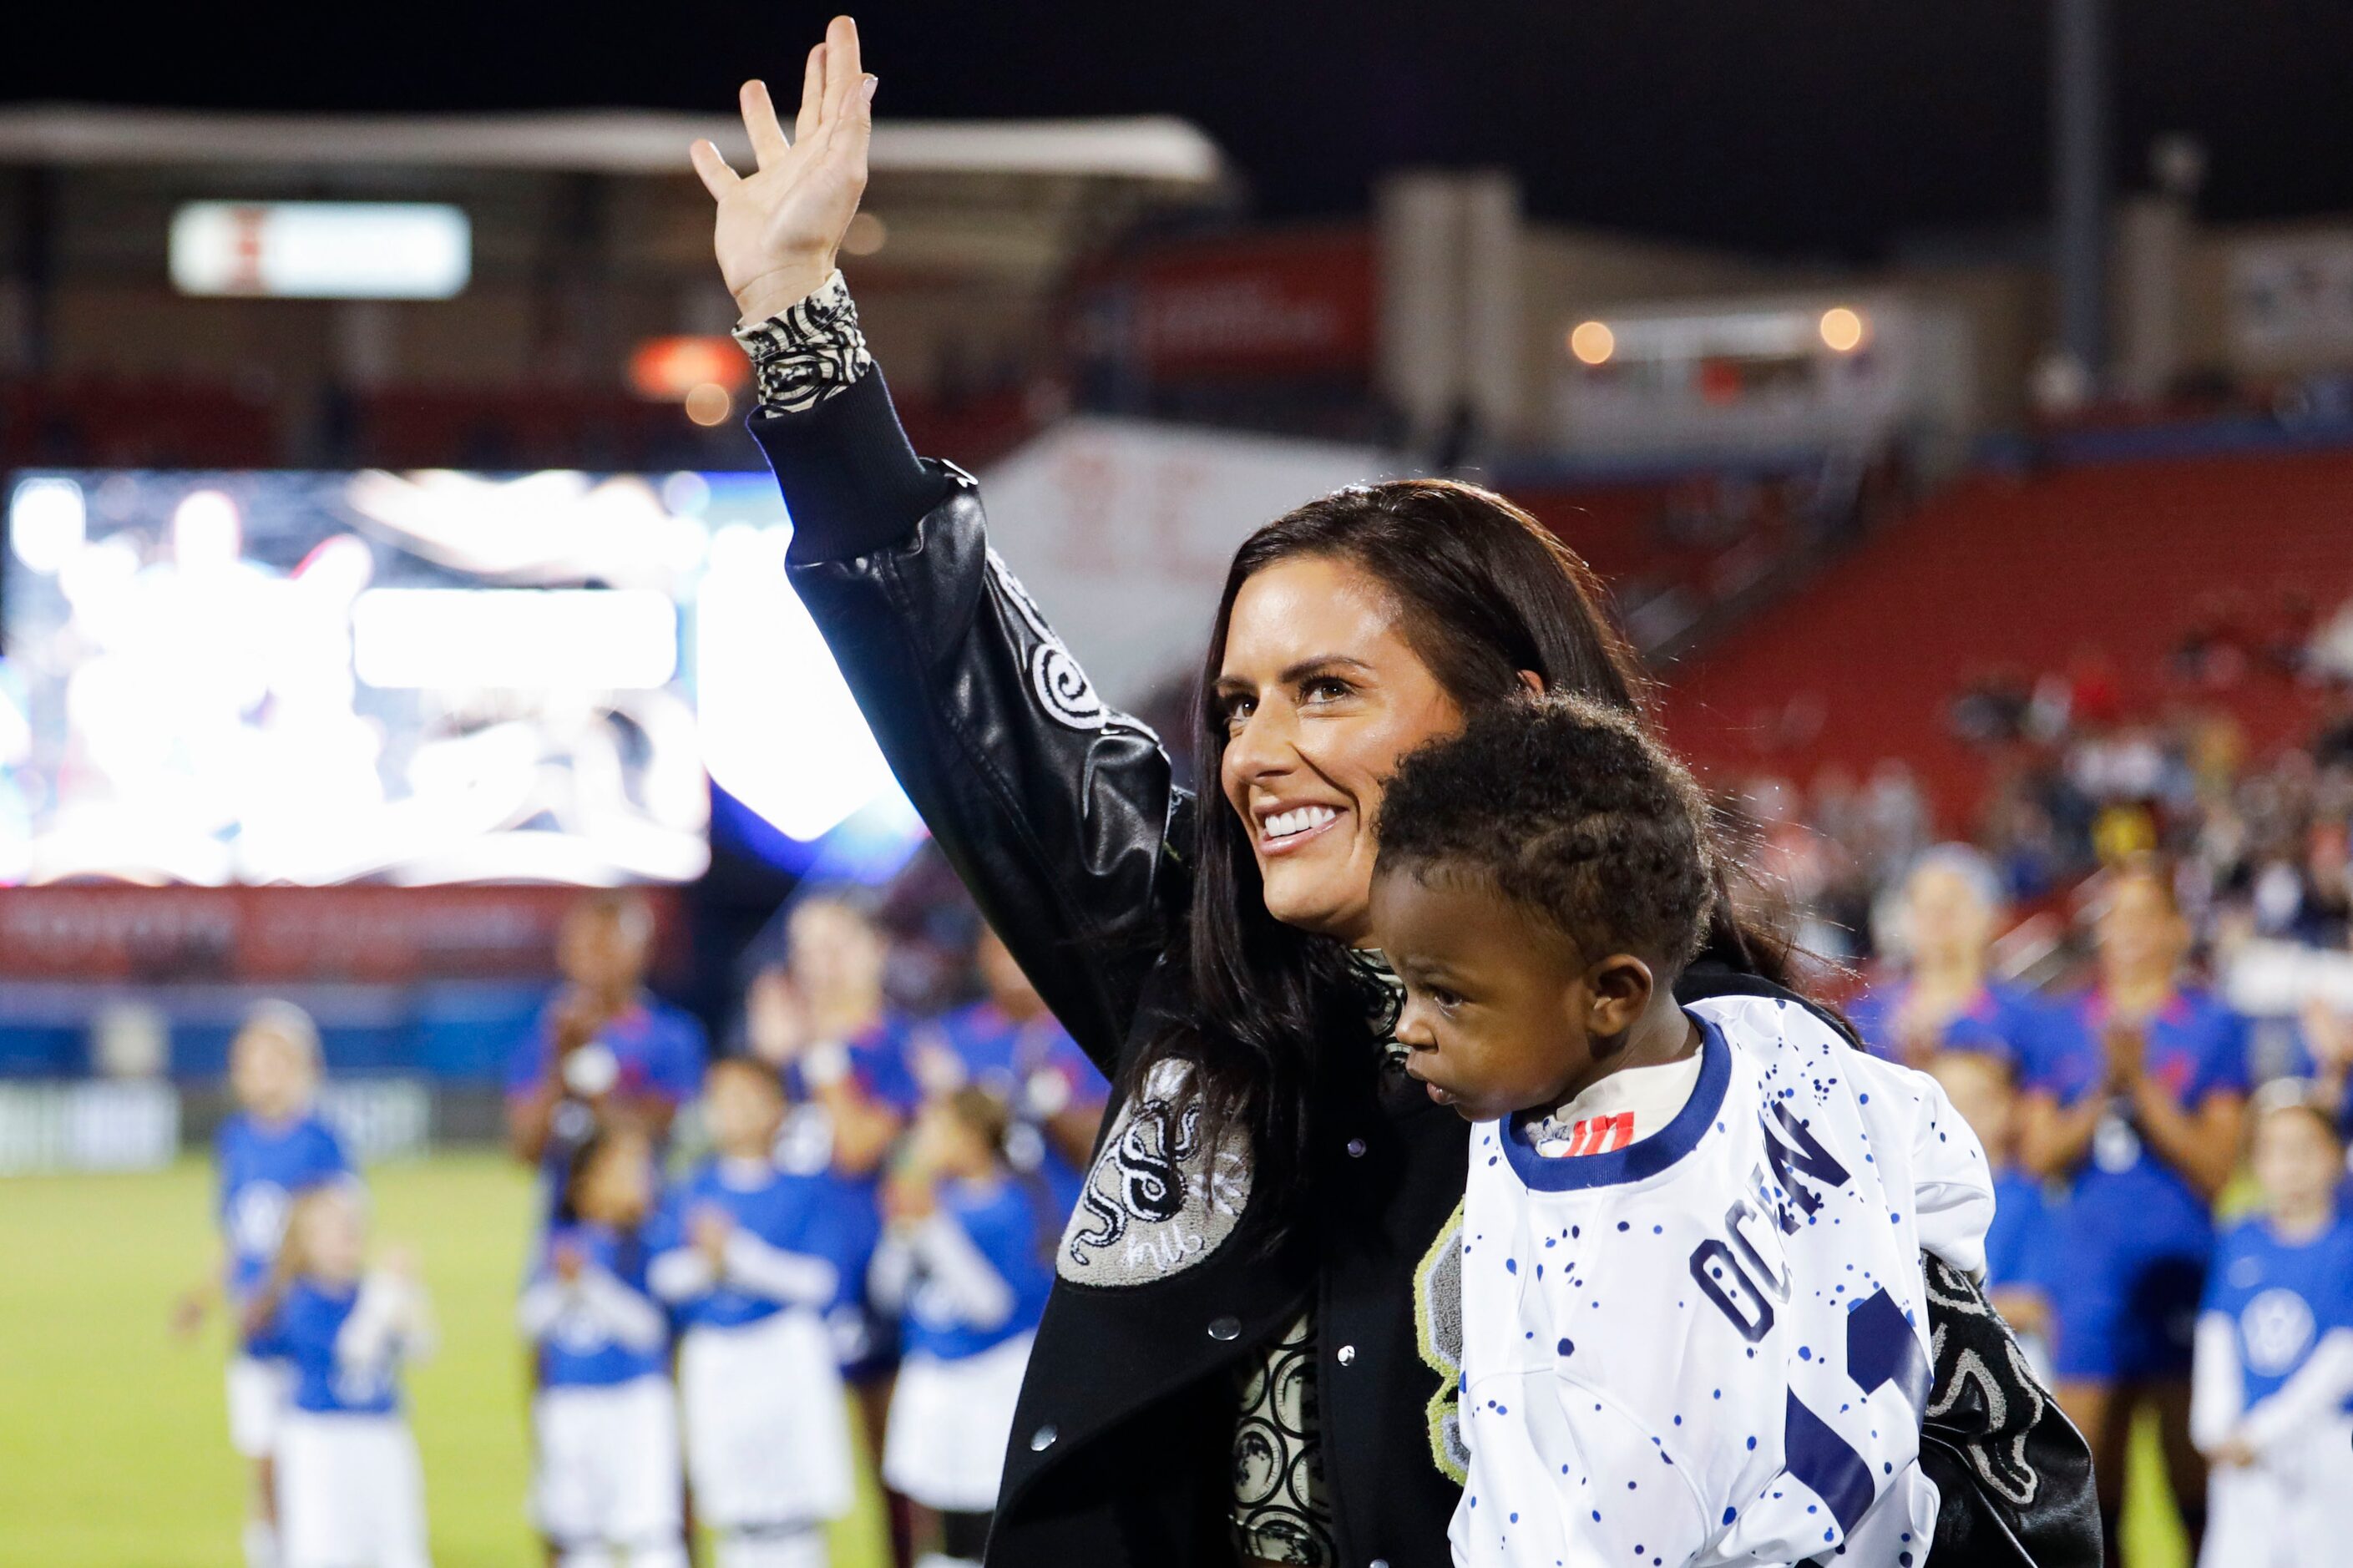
[2021,860,2249,1560]
[2191,1085,2353,1568]
[174,1001,355,1568]
[1847,844,2046,1070]
[650,1058,865,1568]
[251,1185,434,1568]
[507,891,707,1183]
[911,927,1109,1225]
[1929,1046,2061,1380]
[519,1125,685,1568]
[873,1087,1055,1568]
[745,892,923,1460]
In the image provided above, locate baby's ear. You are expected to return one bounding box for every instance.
[1583,954,1655,1040]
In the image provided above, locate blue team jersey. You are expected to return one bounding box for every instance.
[1845,979,2044,1067]
[662,1159,878,1335]
[2203,1213,2353,1411]
[279,1279,400,1416]
[775,1015,921,1186]
[527,1222,671,1388]
[903,1178,1055,1363]
[504,992,708,1109]
[927,1001,1108,1221]
[1985,1168,2057,1294]
[782,1014,921,1117]
[215,1111,353,1353]
[2027,988,2249,1262]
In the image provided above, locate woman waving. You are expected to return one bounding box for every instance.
[691,20,2097,1565]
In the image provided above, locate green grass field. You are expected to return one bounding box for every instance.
[0,1154,2189,1567]
[0,1155,890,1568]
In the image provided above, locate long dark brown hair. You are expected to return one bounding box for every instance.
[1134,478,1792,1222]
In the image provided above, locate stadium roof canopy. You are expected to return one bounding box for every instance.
[0,105,1228,188]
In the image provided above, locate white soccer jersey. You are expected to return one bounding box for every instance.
[1451,994,1994,1568]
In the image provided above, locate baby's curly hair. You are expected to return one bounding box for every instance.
[1375,694,1718,970]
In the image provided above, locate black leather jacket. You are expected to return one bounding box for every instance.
[753,372,2099,1568]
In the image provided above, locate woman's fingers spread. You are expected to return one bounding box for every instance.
[795,43,827,143]
[741,79,790,169]
[688,139,740,200]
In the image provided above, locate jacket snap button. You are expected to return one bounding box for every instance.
[1370,1559,1389,1568]
[1336,1344,1356,1366]
[1345,1137,1368,1158]
[1207,1315,1242,1341]
[1030,1424,1058,1451]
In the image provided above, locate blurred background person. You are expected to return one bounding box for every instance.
[909,927,1108,1227]
[1849,843,2046,1068]
[517,1126,684,1568]
[1928,1047,2059,1380]
[2022,860,2250,1565]
[171,1000,354,1568]
[746,886,922,1551]
[869,1088,1054,1568]
[2288,987,2353,1146]
[652,1057,862,1568]
[507,891,707,1178]
[249,1186,434,1568]
[2189,1085,2353,1568]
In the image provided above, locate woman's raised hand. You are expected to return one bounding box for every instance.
[691,14,876,326]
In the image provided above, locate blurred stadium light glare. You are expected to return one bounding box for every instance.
[681,384,735,427]
[627,337,748,402]
[1569,320,1617,366]
[1819,306,1870,353]
[169,201,471,300]
[841,212,889,257]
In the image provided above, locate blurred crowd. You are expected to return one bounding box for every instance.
[181,881,1106,1568]
[1724,642,2353,1562]
[170,632,2353,1568]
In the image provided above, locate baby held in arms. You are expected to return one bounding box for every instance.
[1369,695,1995,1568]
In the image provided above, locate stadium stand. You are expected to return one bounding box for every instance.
[1659,445,2353,828]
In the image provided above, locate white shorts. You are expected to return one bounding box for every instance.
[2203,1414,2353,1568]
[228,1356,293,1459]
[276,1411,429,1568]
[881,1333,1035,1514]
[680,1312,854,1530]
[532,1375,684,1553]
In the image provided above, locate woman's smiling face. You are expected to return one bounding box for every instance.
[1214,554,1462,944]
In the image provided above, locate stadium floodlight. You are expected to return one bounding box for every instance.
[1819,306,1869,353]
[170,201,471,300]
[1569,321,1617,366]
[627,336,747,401]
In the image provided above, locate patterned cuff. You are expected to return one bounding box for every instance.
[732,269,875,415]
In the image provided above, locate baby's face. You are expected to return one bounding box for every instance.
[1372,866,1591,1123]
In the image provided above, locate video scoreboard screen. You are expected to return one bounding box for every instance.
[0,468,919,888]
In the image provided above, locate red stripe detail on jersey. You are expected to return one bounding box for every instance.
[1566,1112,1634,1156]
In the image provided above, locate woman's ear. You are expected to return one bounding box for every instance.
[1517,670,1546,696]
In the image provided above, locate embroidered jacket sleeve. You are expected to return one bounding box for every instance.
[742,281,1190,1071]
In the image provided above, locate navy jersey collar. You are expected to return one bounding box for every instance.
[1499,1009,1730,1192]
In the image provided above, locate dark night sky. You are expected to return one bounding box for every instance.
[10,2,2351,257]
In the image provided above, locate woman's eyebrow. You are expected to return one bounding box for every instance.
[1278,655,1376,683]
[1212,655,1375,691]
